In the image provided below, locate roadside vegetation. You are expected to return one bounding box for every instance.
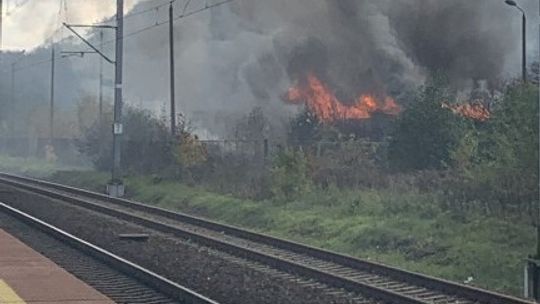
[0,154,85,177]
[1,78,537,296]
[48,169,533,296]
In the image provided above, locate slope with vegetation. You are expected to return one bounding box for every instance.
[1,78,537,296]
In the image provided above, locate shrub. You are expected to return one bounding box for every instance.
[78,106,176,175]
[388,75,473,171]
[271,148,312,201]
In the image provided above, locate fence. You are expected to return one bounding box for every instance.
[199,139,384,161]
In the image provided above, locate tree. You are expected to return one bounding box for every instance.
[479,82,538,169]
[288,110,322,143]
[455,82,539,214]
[388,75,472,170]
[78,106,175,174]
[271,148,312,200]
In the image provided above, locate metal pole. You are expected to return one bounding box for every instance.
[523,12,527,83]
[9,62,14,131]
[536,13,540,303]
[0,0,3,50]
[10,62,15,104]
[169,1,176,136]
[109,0,124,197]
[99,30,104,125]
[49,45,55,143]
[538,4,540,264]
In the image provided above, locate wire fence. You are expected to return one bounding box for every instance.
[0,136,385,165]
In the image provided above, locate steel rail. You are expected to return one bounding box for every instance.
[0,172,534,304]
[0,200,219,304]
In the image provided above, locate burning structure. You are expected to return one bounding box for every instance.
[0,0,528,142]
[285,72,400,123]
[442,102,491,122]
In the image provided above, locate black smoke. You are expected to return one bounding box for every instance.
[1,0,537,139]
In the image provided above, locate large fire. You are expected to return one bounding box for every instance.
[442,102,490,122]
[285,73,400,123]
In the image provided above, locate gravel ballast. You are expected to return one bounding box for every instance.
[0,184,372,304]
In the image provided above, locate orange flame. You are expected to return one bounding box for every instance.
[442,102,490,122]
[285,73,400,123]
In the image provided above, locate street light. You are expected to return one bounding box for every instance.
[505,0,527,82]
[505,2,538,299]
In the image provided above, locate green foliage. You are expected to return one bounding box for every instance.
[480,82,539,169]
[78,107,176,175]
[49,170,110,193]
[48,170,534,296]
[271,148,312,200]
[449,129,479,169]
[449,82,540,216]
[173,132,208,168]
[0,154,85,177]
[78,110,113,171]
[389,75,473,170]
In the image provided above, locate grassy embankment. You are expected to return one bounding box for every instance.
[0,154,86,178]
[0,154,531,296]
[43,170,532,296]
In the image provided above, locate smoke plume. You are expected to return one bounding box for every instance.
[1,0,538,138]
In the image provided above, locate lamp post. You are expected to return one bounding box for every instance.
[505,1,538,299]
[505,0,527,83]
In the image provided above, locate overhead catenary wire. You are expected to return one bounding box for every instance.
[4,0,234,73]
[3,0,169,71]
[93,0,171,26]
[115,0,234,42]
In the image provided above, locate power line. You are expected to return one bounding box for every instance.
[94,0,171,26]
[104,0,234,44]
[5,0,235,73]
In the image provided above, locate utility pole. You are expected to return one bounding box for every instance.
[99,30,104,125]
[169,0,176,135]
[537,7,540,300]
[109,0,125,197]
[49,45,56,143]
[0,0,3,50]
[10,62,15,104]
[62,10,119,196]
[522,11,527,82]
[535,4,540,302]
[9,61,15,131]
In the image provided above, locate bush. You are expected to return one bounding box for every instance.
[78,107,176,175]
[271,148,312,201]
[388,75,473,171]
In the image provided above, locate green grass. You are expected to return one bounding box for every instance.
[0,154,88,178]
[48,170,533,296]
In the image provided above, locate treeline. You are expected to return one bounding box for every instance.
[77,77,539,218]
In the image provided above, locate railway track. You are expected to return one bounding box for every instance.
[0,172,533,304]
[0,201,219,304]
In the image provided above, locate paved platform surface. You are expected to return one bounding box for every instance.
[0,229,114,304]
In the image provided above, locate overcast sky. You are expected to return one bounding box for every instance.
[2,0,147,50]
[3,0,539,53]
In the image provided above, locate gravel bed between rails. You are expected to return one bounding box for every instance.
[0,184,373,304]
[0,212,181,304]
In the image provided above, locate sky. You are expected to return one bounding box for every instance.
[2,0,144,50]
[2,0,539,51]
[1,0,539,139]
